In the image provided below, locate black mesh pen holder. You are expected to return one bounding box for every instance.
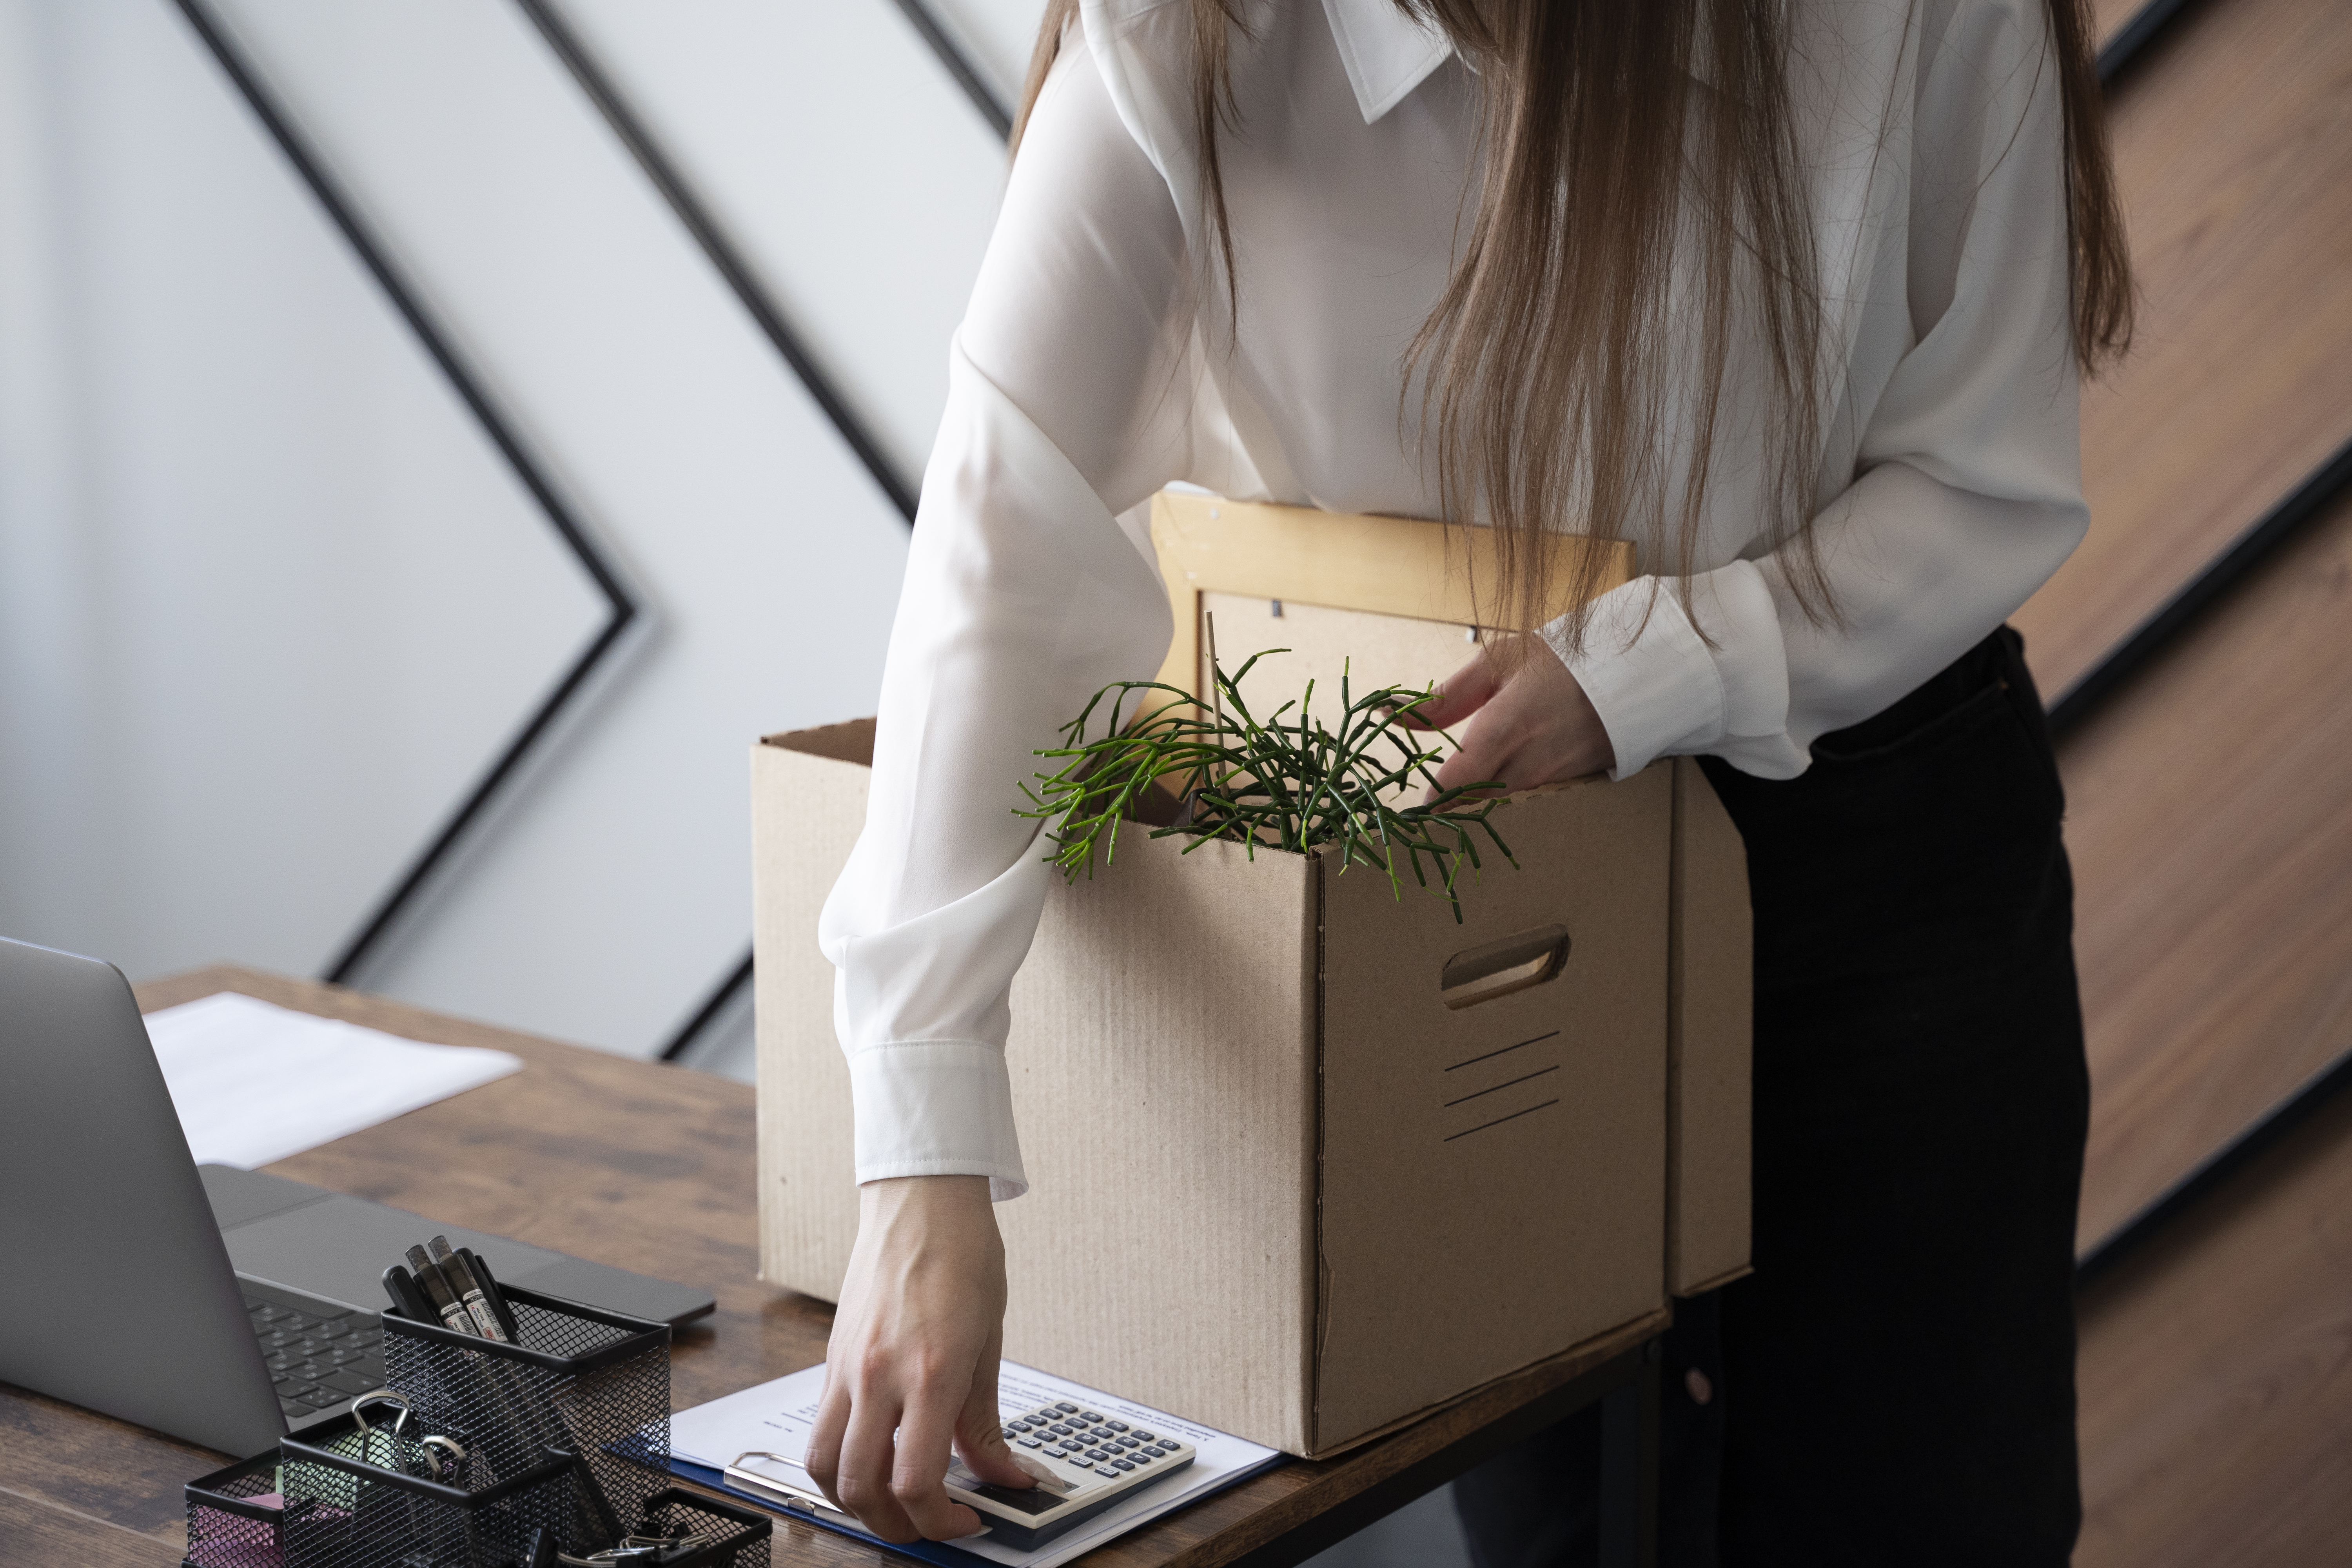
[278,1409,622,1568]
[184,1448,287,1568]
[621,1489,773,1568]
[383,1284,671,1543]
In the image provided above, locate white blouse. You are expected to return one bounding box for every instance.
[819,0,2086,1198]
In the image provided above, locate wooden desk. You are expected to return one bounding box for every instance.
[0,967,1666,1568]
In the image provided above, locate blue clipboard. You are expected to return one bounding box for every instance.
[665,1451,1287,1565]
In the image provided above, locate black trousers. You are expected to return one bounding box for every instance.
[1455,626,2089,1567]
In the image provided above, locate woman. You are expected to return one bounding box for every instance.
[804,0,2129,1561]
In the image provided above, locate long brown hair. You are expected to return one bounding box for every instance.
[1015,0,2132,646]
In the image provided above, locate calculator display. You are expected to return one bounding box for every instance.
[958,1481,1069,1515]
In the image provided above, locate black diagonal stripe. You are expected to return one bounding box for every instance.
[2097,0,2213,85]
[511,0,920,523]
[168,0,642,987]
[887,0,1014,141]
[2049,436,2352,738]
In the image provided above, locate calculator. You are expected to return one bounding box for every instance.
[944,1400,1197,1550]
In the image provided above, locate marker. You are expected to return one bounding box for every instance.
[405,1245,479,1336]
[458,1247,521,1342]
[428,1236,510,1343]
[380,1263,434,1325]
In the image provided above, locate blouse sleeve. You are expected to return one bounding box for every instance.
[816,27,1194,1199]
[1548,0,2089,780]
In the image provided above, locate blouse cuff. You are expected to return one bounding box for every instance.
[1542,562,1798,779]
[848,1040,1029,1201]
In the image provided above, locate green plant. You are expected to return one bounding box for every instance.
[1016,649,1516,922]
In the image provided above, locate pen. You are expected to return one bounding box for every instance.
[405,1245,479,1337]
[457,1247,521,1342]
[428,1236,510,1343]
[381,1263,434,1325]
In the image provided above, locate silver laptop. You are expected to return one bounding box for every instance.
[0,936,712,1457]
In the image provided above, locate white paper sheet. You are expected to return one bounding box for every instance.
[145,991,522,1168]
[669,1361,1285,1568]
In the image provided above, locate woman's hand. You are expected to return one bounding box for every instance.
[1409,634,1616,795]
[806,1176,1035,1543]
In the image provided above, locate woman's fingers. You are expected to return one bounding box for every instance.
[1402,642,1503,729]
[836,1385,926,1542]
[890,1372,988,1542]
[805,1371,851,1506]
[1431,715,1520,798]
[954,1325,1036,1490]
[817,1175,1011,1543]
[1428,638,1614,797]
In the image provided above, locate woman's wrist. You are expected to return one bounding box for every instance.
[859,1173,997,1225]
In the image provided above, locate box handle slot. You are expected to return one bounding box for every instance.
[1440,924,1570,1010]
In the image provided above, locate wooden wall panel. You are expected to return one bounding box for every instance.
[2076,1085,2352,1567]
[2061,485,2352,1249]
[2011,0,2352,698]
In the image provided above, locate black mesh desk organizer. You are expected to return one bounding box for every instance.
[183,1285,768,1568]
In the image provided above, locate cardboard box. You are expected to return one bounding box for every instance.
[753,742,1748,1457]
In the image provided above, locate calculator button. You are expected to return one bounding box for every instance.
[1106,1421,1128,1432]
[1007,1421,1030,1432]
[1132,1430,1155,1443]
[1054,1403,1078,1413]
[1131,1452,1152,1465]
[1049,1424,1072,1436]
[1016,1437,1042,1449]
[1083,1449,1109,1462]
[1077,1410,1101,1421]
[1111,1459,1134,1471]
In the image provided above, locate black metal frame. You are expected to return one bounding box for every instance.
[167,0,644,988]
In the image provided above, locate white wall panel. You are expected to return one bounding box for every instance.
[555,0,1015,487]
[1,0,1048,1067]
[203,0,914,1056]
[0,0,604,982]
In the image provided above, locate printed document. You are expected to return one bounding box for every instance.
[669,1360,1285,1568]
[146,991,522,1168]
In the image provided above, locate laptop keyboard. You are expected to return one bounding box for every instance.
[243,1283,385,1419]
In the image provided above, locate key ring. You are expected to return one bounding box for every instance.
[557,1534,694,1565]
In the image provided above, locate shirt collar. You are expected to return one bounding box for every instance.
[1317,0,1454,123]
